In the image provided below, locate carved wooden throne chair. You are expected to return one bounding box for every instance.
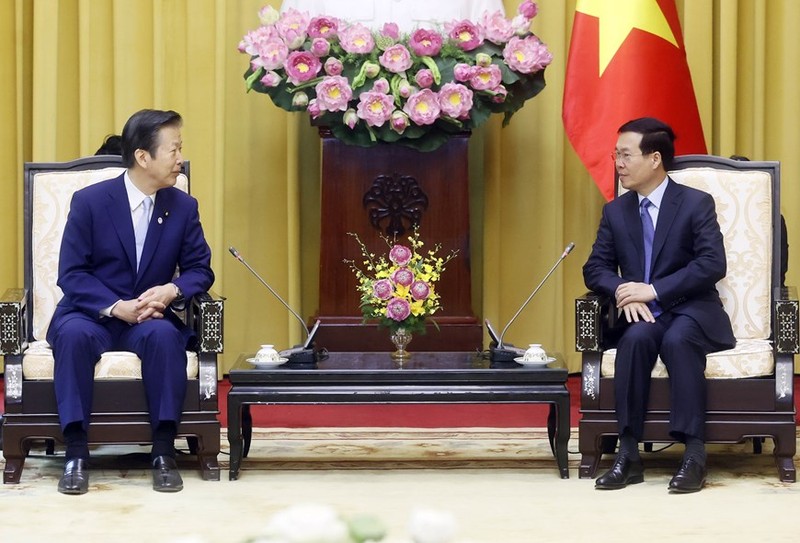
[576,155,798,482]
[1,155,224,483]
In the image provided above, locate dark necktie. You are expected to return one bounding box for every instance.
[640,198,661,317]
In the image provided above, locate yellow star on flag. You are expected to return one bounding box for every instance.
[576,0,678,76]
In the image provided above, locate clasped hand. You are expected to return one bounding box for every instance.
[615,282,656,323]
[111,284,178,324]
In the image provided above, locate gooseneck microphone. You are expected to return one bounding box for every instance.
[498,242,575,349]
[228,246,310,340]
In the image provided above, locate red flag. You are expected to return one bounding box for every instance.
[563,0,706,201]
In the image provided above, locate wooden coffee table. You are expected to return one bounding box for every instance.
[227,351,570,480]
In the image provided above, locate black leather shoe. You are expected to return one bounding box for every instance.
[152,455,183,493]
[595,455,645,490]
[58,458,89,495]
[668,457,707,493]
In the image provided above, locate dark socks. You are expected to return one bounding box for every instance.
[684,435,707,465]
[151,421,178,460]
[619,431,641,461]
[63,422,89,461]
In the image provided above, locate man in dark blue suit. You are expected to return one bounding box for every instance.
[583,117,735,493]
[48,109,214,494]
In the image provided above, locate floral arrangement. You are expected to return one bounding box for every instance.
[242,503,459,543]
[344,228,458,335]
[239,1,551,152]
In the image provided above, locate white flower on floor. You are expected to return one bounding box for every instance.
[261,503,351,543]
[408,508,457,543]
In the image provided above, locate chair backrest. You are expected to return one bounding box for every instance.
[23,156,190,342]
[618,155,779,341]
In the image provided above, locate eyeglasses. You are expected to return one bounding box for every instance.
[611,151,649,163]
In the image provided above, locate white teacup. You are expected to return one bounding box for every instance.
[255,344,280,362]
[523,344,547,362]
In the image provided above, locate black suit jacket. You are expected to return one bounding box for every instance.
[583,178,735,348]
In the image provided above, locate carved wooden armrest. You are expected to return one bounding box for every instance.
[773,286,798,408]
[575,291,612,353]
[0,288,28,356]
[187,291,224,405]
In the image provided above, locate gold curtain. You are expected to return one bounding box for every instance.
[1,0,798,374]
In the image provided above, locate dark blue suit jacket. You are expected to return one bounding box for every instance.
[583,178,735,348]
[48,174,214,346]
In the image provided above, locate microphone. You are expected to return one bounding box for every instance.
[490,242,575,362]
[229,246,308,339]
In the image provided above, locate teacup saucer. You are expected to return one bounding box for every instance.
[513,356,556,367]
[246,357,289,368]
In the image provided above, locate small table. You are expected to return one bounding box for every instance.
[227,352,570,480]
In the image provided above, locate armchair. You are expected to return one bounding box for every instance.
[1,155,224,483]
[576,155,797,482]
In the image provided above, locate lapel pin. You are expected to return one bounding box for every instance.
[158,217,163,224]
[165,211,169,216]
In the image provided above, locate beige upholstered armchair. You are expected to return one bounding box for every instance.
[1,155,223,483]
[576,155,797,482]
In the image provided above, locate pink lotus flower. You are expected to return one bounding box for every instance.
[324,57,343,76]
[391,267,415,287]
[503,36,552,74]
[372,78,390,94]
[381,22,400,40]
[438,83,473,119]
[491,85,508,103]
[259,70,281,87]
[306,99,322,119]
[469,64,502,91]
[379,44,413,74]
[372,279,394,300]
[308,16,339,39]
[389,244,413,266]
[390,110,410,135]
[315,76,353,112]
[446,20,483,51]
[414,69,434,89]
[276,8,309,49]
[453,63,474,82]
[386,297,412,321]
[251,37,289,71]
[340,23,375,54]
[311,38,330,57]
[356,91,395,127]
[481,11,514,45]
[519,0,539,19]
[343,108,358,129]
[410,280,431,301]
[409,29,443,57]
[511,14,531,36]
[284,51,322,85]
[404,89,440,125]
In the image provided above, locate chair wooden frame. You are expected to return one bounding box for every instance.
[575,155,798,483]
[1,155,224,483]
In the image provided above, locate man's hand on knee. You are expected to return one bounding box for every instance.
[621,301,655,323]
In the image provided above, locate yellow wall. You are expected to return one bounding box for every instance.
[1,0,798,373]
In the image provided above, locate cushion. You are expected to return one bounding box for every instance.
[22,341,199,380]
[30,169,189,341]
[601,339,774,379]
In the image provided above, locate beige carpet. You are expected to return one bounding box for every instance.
[1,428,798,543]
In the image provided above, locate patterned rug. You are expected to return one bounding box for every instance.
[1,428,798,543]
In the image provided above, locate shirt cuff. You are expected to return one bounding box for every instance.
[101,300,122,318]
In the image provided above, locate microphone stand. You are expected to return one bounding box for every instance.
[490,243,575,364]
[229,247,317,364]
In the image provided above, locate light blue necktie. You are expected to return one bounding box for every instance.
[134,196,152,269]
[640,198,661,317]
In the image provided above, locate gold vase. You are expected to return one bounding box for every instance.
[390,327,412,360]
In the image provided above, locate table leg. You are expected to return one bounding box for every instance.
[242,404,253,458]
[227,397,244,481]
[553,395,571,479]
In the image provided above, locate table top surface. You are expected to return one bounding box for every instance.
[229,351,568,386]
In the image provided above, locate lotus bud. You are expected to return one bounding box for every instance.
[390,110,410,135]
[258,6,279,25]
[292,91,309,108]
[324,57,344,76]
[475,53,492,67]
[364,61,380,78]
[343,108,358,129]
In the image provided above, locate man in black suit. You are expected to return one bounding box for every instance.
[583,117,735,493]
